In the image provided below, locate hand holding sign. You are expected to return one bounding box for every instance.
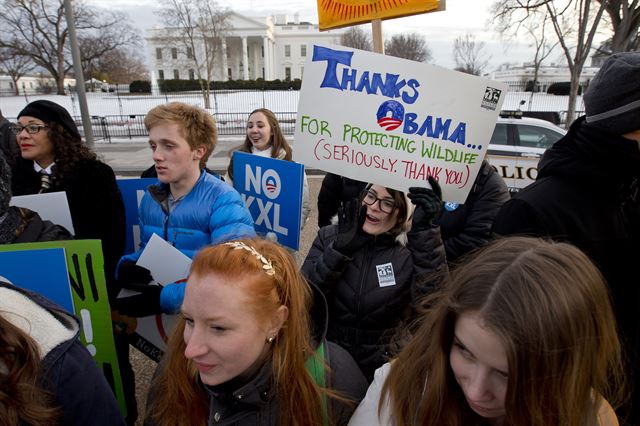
[408,176,443,232]
[334,201,372,256]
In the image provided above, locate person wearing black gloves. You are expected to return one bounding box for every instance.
[302,180,447,382]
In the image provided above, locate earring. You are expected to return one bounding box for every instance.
[267,336,275,344]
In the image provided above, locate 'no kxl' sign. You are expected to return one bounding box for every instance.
[233,151,304,250]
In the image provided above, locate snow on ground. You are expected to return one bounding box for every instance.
[0,90,582,119]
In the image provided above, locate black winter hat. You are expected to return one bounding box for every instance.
[584,52,640,135]
[17,100,81,140]
[0,151,11,217]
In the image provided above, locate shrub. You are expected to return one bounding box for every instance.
[130,80,151,93]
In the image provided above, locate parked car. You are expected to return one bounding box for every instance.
[487,114,566,192]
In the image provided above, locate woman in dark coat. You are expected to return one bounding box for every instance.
[302,179,447,381]
[9,100,133,423]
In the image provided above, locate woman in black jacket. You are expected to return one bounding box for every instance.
[302,178,447,381]
[9,100,133,423]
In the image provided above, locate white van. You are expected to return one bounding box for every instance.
[487,115,566,192]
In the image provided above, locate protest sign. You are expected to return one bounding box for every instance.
[10,191,74,234]
[293,44,507,203]
[117,233,191,361]
[232,151,304,250]
[317,0,443,30]
[0,240,126,413]
[117,178,158,254]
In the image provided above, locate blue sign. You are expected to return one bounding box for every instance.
[117,178,158,254]
[233,151,304,250]
[0,248,74,312]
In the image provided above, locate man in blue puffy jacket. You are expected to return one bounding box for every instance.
[115,102,255,316]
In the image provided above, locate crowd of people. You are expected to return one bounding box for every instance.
[0,51,637,426]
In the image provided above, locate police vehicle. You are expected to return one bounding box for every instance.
[487,112,566,192]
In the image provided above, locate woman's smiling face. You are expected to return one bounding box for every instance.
[246,111,272,151]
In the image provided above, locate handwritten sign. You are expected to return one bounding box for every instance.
[0,240,126,414]
[317,0,443,30]
[293,44,507,203]
[232,151,304,250]
[117,178,158,254]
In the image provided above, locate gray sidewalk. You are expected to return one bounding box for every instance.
[95,135,322,177]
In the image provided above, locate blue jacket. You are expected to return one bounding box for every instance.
[120,171,256,312]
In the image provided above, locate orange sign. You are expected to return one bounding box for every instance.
[317,0,444,30]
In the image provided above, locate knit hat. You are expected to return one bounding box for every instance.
[0,151,12,216]
[17,100,81,140]
[584,52,640,135]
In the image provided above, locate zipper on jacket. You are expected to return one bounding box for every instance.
[354,241,374,336]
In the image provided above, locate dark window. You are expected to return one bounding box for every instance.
[516,124,563,149]
[300,44,306,57]
[156,48,162,60]
[173,69,179,79]
[489,123,509,145]
[171,48,178,59]
[285,67,291,81]
[189,69,195,80]
[158,69,165,80]
[284,45,291,57]
[187,47,193,58]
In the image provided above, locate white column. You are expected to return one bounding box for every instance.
[221,37,229,81]
[270,40,276,80]
[262,36,270,79]
[241,36,249,80]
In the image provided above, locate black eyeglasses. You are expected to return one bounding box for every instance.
[361,189,396,214]
[11,124,49,135]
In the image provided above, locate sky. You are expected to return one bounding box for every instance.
[92,0,596,72]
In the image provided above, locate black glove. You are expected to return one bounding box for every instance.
[117,261,153,289]
[408,176,443,232]
[113,283,163,317]
[333,201,372,256]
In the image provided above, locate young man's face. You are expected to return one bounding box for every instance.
[148,122,204,187]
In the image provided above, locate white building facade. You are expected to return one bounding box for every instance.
[145,13,344,84]
[489,63,600,91]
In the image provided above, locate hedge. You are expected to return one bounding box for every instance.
[128,78,302,93]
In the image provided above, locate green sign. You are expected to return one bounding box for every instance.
[0,240,125,414]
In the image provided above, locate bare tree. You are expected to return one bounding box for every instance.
[340,26,373,51]
[384,33,433,62]
[158,0,231,110]
[453,33,491,75]
[92,48,149,84]
[597,0,640,53]
[492,0,609,126]
[0,48,36,95]
[0,0,140,95]
[79,26,141,85]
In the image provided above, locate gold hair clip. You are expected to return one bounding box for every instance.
[224,241,275,276]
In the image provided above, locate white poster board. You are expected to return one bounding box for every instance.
[10,191,75,234]
[293,44,508,203]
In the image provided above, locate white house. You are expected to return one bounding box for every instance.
[145,12,345,84]
[0,74,76,95]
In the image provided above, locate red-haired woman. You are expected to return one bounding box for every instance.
[144,238,368,426]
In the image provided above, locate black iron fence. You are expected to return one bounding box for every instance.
[85,111,298,142]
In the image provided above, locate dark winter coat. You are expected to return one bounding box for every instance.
[435,160,510,262]
[11,157,126,301]
[491,116,640,422]
[0,116,19,168]
[144,284,368,426]
[302,224,447,381]
[317,173,367,228]
[0,281,125,426]
[10,206,73,243]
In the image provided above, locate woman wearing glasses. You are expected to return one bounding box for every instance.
[302,178,446,382]
[10,100,133,423]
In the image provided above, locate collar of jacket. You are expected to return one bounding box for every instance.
[148,169,207,212]
[204,359,275,416]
